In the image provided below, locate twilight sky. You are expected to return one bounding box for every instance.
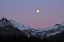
[0,0,64,29]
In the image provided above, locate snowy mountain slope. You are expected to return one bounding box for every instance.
[9,20,44,38]
[43,24,64,37]
[9,20,31,30]
[0,17,64,39]
[9,19,64,39]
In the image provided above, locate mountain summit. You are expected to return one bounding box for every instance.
[0,17,12,27]
[0,17,25,36]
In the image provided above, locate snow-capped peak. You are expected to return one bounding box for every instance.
[0,17,12,27]
[44,24,60,31]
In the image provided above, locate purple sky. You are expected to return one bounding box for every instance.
[0,0,64,29]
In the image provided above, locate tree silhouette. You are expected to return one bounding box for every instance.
[56,39,61,42]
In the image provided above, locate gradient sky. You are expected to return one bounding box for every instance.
[0,0,64,29]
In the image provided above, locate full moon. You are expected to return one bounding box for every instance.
[36,10,39,13]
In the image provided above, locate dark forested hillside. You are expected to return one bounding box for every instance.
[0,34,62,42]
[0,34,50,42]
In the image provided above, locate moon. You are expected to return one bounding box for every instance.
[36,10,39,13]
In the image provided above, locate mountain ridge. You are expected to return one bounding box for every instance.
[0,17,64,39]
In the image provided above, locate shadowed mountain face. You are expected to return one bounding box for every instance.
[0,17,25,36]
